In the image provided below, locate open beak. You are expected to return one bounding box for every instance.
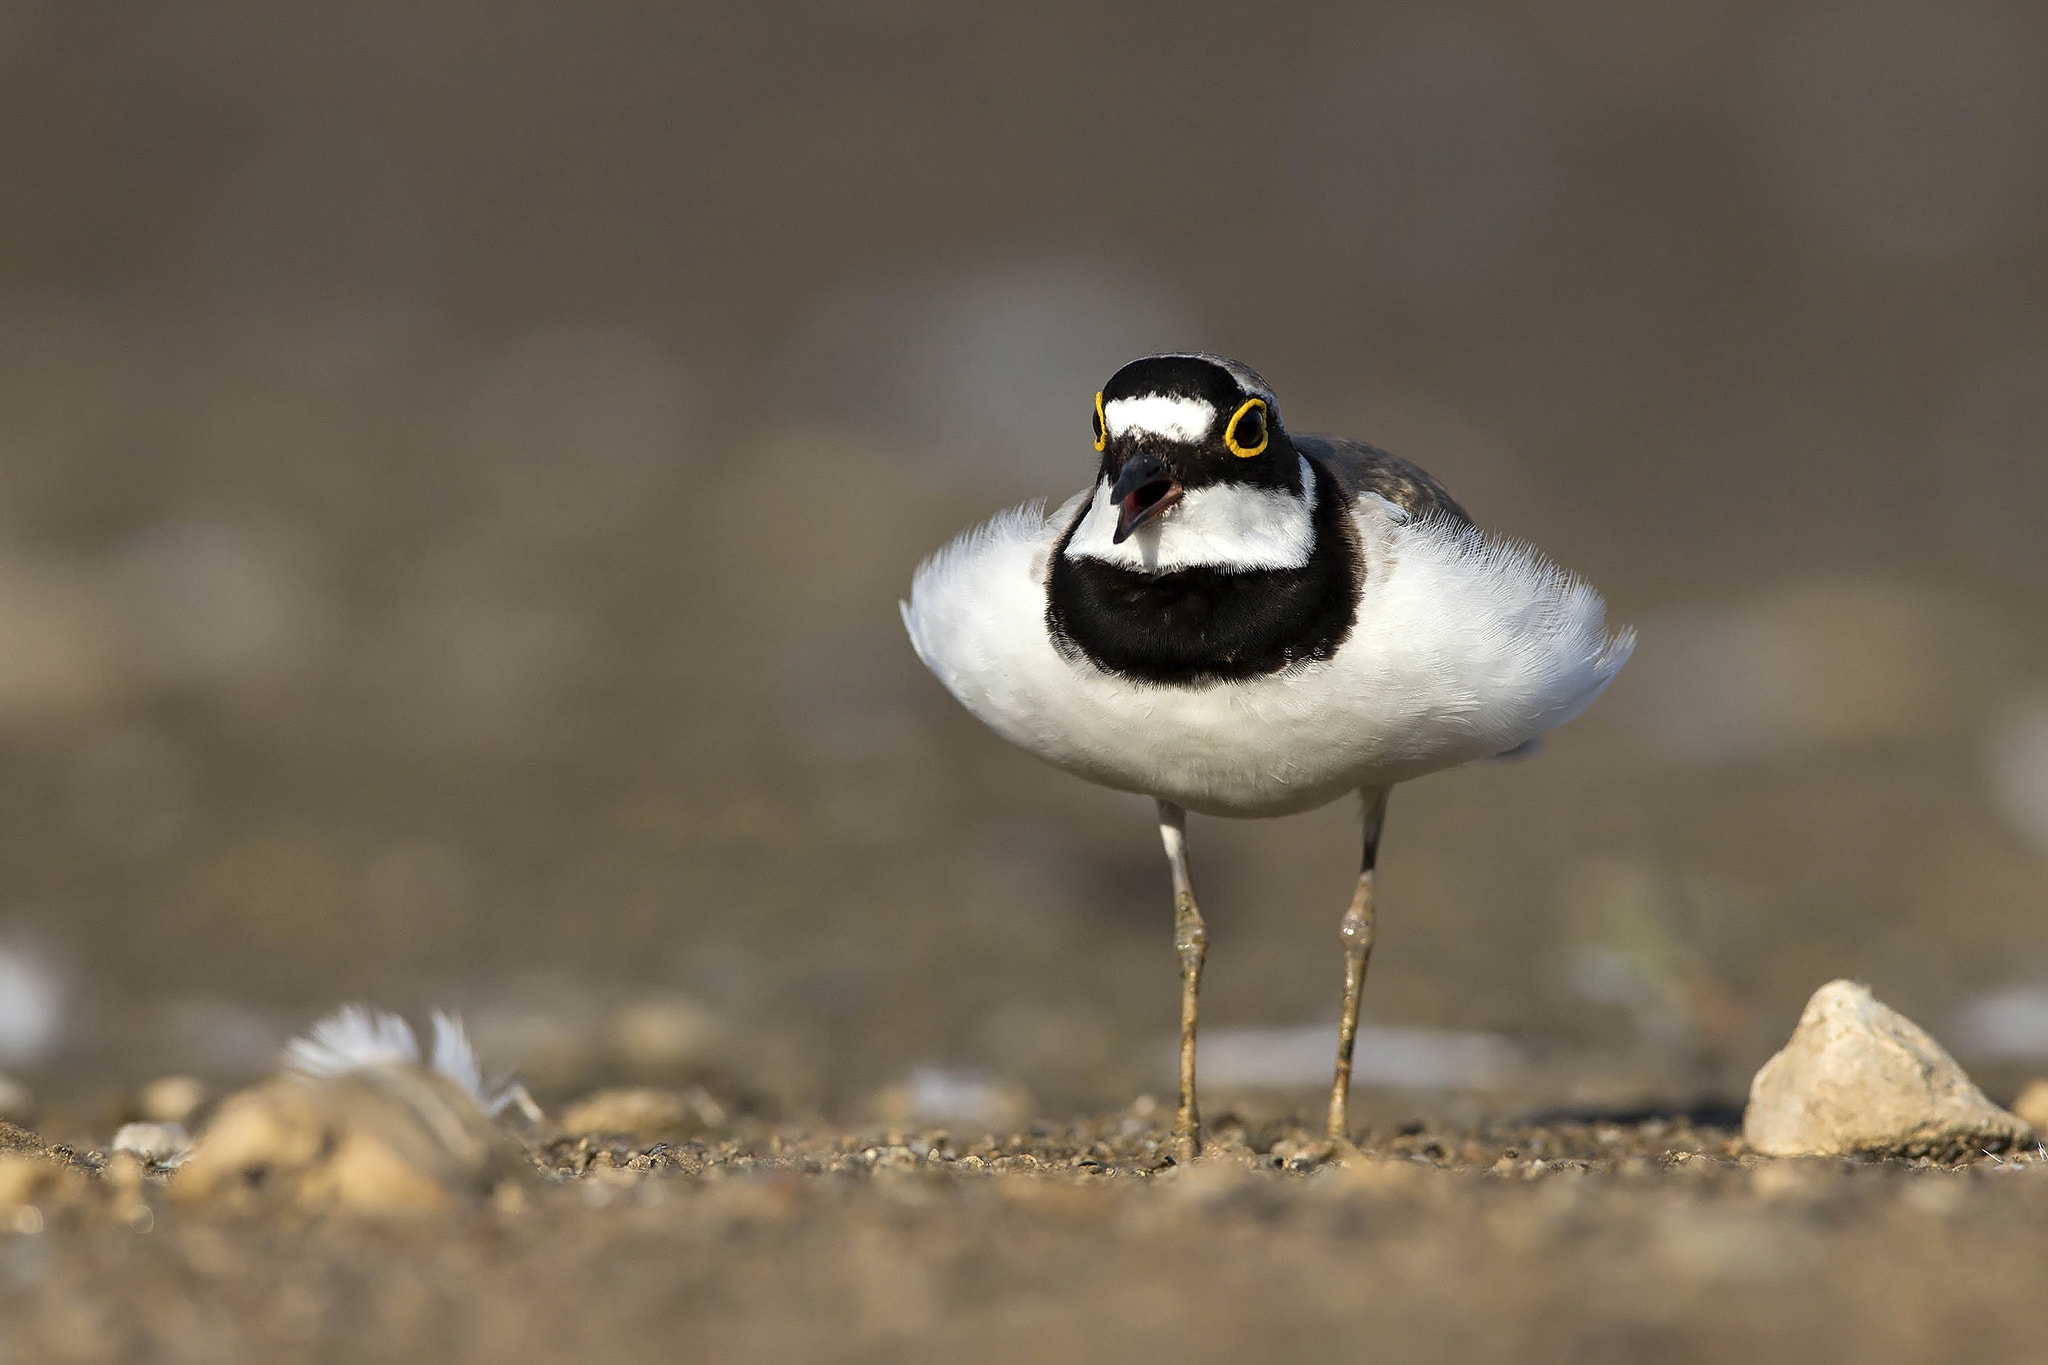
[1108,454,1183,543]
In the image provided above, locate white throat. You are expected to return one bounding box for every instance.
[1064,456,1318,573]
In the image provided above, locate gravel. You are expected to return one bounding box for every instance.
[3,1104,2047,1362]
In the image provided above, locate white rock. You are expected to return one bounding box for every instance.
[111,1121,194,1166]
[1745,979,2032,1158]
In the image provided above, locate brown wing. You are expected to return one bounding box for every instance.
[1293,433,1473,527]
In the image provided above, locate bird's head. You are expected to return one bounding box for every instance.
[1091,353,1301,544]
[1063,353,1316,577]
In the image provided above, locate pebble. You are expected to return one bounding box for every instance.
[174,1066,527,1214]
[558,1086,726,1137]
[135,1076,208,1126]
[110,1122,193,1167]
[1744,979,2032,1158]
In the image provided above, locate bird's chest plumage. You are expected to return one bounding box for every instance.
[902,474,1630,817]
[1044,469,1363,686]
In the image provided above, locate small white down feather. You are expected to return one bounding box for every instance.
[284,1003,525,1119]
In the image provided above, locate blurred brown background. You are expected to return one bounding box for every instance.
[2,0,2046,1120]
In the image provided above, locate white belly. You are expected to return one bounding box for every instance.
[902,492,1633,817]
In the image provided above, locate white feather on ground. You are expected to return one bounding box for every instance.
[428,1010,488,1103]
[284,1004,422,1076]
[284,1003,527,1118]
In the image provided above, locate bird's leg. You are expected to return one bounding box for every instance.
[1326,787,1391,1144]
[1157,799,1207,1162]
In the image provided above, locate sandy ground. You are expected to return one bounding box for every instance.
[5,1105,2048,1364]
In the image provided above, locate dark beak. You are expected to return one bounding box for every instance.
[1108,453,1183,543]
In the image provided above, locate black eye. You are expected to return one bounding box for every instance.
[1225,398,1268,457]
[1092,391,1107,452]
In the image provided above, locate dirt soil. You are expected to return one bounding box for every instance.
[5,1107,2047,1364]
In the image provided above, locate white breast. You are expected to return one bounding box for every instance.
[901,488,1634,817]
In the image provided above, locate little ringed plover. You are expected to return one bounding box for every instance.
[902,353,1633,1160]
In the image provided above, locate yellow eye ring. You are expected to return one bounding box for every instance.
[1093,391,1108,452]
[1224,397,1269,458]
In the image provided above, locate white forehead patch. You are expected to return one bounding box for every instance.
[1103,394,1216,444]
[1064,457,1319,573]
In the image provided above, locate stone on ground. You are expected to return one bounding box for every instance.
[176,1066,528,1214]
[1744,979,2031,1158]
[110,1121,194,1166]
[559,1086,726,1137]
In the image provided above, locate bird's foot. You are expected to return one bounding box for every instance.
[1277,1133,1366,1171]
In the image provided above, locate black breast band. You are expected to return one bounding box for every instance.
[1044,463,1362,686]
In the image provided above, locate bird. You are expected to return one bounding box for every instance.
[900,353,1633,1161]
